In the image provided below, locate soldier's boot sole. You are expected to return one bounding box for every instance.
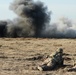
[37,66,43,71]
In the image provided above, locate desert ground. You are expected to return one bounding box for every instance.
[0,38,76,75]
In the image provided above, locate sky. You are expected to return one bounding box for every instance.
[0,0,76,22]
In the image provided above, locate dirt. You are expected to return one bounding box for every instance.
[0,38,76,75]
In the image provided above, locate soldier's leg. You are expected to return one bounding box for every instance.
[38,61,57,71]
[38,65,55,71]
[48,59,57,70]
[38,64,47,71]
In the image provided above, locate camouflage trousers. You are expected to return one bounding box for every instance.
[38,58,63,71]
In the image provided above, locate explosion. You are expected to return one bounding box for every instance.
[0,0,76,38]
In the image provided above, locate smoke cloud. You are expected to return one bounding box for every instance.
[0,21,7,37]
[43,17,76,38]
[0,0,76,38]
[9,0,50,37]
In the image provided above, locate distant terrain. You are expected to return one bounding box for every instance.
[0,38,76,75]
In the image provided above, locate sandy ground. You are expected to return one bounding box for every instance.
[0,38,76,75]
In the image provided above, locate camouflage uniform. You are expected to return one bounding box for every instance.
[38,48,64,71]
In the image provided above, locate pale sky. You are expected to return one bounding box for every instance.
[0,0,76,22]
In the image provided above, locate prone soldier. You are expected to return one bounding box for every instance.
[38,48,64,71]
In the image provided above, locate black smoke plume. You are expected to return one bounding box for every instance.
[0,21,7,37]
[8,0,51,37]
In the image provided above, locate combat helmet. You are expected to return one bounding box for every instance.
[57,48,63,53]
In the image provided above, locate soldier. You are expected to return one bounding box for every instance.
[37,48,64,71]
